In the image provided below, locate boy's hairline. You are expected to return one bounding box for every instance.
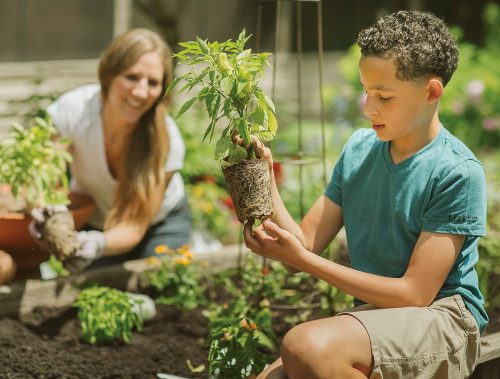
[359,53,445,87]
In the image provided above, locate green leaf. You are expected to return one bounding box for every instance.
[196,37,210,54]
[214,136,233,160]
[237,118,251,146]
[175,97,197,119]
[164,77,182,97]
[186,360,205,373]
[227,145,247,164]
[264,95,276,114]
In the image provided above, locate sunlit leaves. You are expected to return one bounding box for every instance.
[0,116,72,207]
[170,29,278,165]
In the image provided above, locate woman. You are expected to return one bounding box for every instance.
[38,29,191,272]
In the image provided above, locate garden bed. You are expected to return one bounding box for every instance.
[0,304,208,378]
[1,245,500,379]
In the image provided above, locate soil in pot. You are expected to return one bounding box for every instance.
[222,158,273,223]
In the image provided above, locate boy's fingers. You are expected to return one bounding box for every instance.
[263,219,281,235]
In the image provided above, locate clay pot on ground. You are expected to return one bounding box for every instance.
[0,250,16,284]
[0,192,95,271]
[222,158,273,223]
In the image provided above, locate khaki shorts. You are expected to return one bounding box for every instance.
[339,295,480,379]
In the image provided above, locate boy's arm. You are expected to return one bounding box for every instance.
[250,138,343,267]
[245,220,465,308]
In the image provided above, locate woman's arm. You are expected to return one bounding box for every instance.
[245,219,464,308]
[101,171,174,256]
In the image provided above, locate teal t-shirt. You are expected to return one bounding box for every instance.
[325,126,488,334]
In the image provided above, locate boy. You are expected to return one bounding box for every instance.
[244,10,487,379]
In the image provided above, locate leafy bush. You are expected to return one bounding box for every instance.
[142,245,207,311]
[169,29,277,167]
[0,117,72,208]
[73,286,144,344]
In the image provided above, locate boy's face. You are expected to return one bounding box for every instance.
[359,56,436,144]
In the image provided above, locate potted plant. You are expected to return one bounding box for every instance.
[168,30,278,223]
[0,116,95,270]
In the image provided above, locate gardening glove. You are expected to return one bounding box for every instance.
[63,230,106,273]
[28,205,69,253]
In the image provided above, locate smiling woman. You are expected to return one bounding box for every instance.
[29,29,192,274]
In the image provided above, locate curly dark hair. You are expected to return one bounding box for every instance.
[357,10,458,86]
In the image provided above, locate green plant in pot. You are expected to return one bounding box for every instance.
[169,30,278,223]
[0,116,81,261]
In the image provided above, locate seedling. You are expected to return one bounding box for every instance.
[73,286,144,344]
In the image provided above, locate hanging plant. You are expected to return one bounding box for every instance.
[168,30,277,222]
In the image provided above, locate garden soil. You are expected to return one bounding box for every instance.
[0,293,499,378]
[0,305,210,379]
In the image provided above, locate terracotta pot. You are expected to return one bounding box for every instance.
[0,193,96,270]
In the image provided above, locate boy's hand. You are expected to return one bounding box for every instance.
[232,133,274,169]
[243,219,305,268]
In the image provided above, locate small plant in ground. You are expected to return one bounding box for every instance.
[73,286,144,344]
[169,29,278,222]
[142,245,206,311]
[207,316,275,379]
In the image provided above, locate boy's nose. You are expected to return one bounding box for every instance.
[363,97,378,117]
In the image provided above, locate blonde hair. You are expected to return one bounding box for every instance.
[98,29,173,229]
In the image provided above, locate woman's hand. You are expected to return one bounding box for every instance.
[243,219,306,269]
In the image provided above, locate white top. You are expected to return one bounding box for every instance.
[47,84,185,229]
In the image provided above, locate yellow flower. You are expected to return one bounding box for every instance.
[154,245,169,254]
[144,256,161,267]
[174,257,191,266]
[180,250,193,259]
[192,186,204,198]
[177,244,191,254]
[202,202,214,215]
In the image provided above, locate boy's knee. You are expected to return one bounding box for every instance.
[280,323,335,377]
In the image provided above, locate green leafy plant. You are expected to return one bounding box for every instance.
[73,286,144,344]
[0,116,72,208]
[169,29,278,167]
[207,316,274,379]
[142,245,207,311]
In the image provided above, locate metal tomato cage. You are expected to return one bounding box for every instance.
[256,0,327,219]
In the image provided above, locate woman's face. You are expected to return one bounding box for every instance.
[105,51,164,124]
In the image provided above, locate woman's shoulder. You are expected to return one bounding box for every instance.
[47,84,101,135]
[49,84,101,116]
[56,84,100,104]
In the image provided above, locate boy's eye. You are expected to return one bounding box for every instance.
[378,95,392,101]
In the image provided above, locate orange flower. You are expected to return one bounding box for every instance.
[261,265,270,276]
[177,244,191,254]
[240,319,257,331]
[154,245,169,254]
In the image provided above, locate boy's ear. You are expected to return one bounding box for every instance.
[426,78,444,103]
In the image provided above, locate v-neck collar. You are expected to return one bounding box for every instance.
[383,125,446,174]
